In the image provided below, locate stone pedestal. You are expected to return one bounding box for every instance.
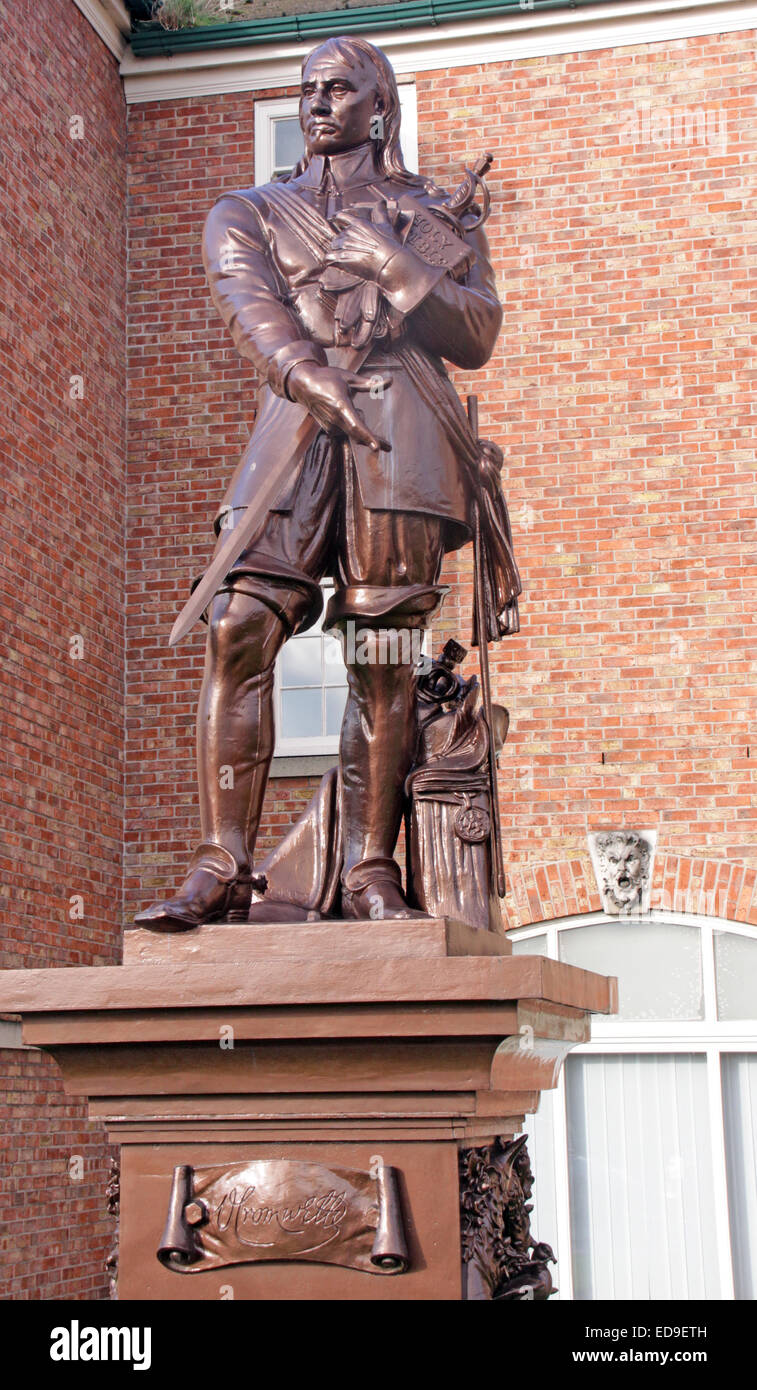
[0,919,615,1300]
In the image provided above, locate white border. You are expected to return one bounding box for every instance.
[120,0,757,103]
[254,96,304,184]
[72,0,129,59]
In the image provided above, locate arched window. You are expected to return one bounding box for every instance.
[509,910,757,1300]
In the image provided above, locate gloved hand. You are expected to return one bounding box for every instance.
[325,201,419,288]
[286,361,391,452]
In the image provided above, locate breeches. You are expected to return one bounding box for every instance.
[210,433,447,638]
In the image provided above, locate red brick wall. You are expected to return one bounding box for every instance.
[0,1052,117,1300]
[505,851,757,930]
[125,28,756,921]
[427,32,757,870]
[0,0,126,1297]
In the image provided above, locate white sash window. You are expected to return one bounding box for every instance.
[510,911,757,1300]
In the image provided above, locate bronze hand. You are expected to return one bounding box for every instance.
[326,202,414,284]
[286,361,391,452]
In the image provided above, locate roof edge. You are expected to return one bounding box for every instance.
[129,0,587,56]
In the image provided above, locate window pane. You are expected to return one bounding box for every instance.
[280,637,321,688]
[722,1054,757,1300]
[274,117,304,172]
[325,685,347,737]
[323,633,346,682]
[511,932,547,956]
[312,584,335,635]
[274,582,348,751]
[517,1095,561,1288]
[567,1054,720,1299]
[281,687,322,738]
[715,931,757,1021]
[559,920,703,1020]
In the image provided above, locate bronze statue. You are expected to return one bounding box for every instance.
[136,35,520,931]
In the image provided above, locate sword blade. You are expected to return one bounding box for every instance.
[169,396,315,647]
[169,346,371,647]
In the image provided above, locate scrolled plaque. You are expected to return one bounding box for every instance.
[157,1159,409,1276]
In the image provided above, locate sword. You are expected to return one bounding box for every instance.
[467,393,507,899]
[169,347,371,648]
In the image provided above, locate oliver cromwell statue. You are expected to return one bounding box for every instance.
[137,36,520,932]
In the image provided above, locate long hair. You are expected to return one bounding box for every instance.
[290,36,423,187]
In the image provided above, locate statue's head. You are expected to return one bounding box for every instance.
[594,831,651,913]
[298,36,416,183]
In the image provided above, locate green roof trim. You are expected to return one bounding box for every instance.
[131,0,583,56]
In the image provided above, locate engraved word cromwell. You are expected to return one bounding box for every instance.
[215,1184,348,1247]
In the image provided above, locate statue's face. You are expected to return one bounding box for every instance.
[300,52,381,156]
[604,839,644,907]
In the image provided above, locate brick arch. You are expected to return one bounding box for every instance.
[503,855,757,931]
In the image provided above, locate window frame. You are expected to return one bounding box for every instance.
[508,909,757,1300]
[254,97,306,183]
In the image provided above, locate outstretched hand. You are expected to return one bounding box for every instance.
[286,362,391,452]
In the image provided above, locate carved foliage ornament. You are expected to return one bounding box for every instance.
[459,1135,555,1300]
[105,1156,120,1300]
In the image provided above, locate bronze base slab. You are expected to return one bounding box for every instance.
[0,920,616,1300]
[122,915,511,964]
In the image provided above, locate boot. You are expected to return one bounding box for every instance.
[134,843,251,932]
[135,593,281,931]
[341,857,427,921]
[339,634,429,922]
